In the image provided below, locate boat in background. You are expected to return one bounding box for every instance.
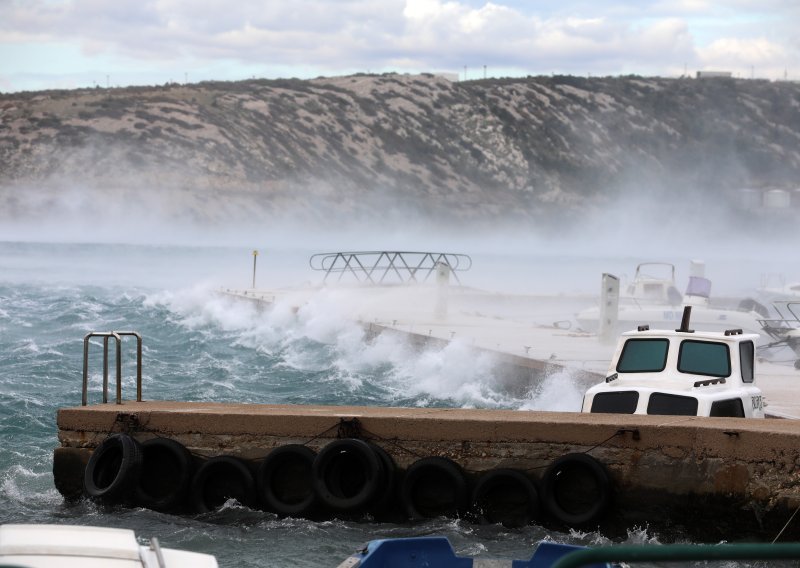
[0,524,218,568]
[757,300,800,369]
[576,261,769,342]
[582,306,765,418]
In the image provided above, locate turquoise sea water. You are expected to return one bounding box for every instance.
[0,241,791,567]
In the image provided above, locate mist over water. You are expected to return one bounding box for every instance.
[2,183,799,566]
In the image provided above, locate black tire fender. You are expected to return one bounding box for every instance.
[256,444,317,517]
[541,453,612,526]
[367,443,396,514]
[190,455,256,513]
[400,456,468,520]
[134,437,194,512]
[470,468,540,528]
[83,433,143,503]
[312,438,383,512]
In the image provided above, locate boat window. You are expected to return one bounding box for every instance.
[740,341,754,383]
[590,391,639,414]
[616,339,669,373]
[710,398,745,417]
[678,340,730,378]
[647,393,698,416]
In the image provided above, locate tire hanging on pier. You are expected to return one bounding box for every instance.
[256,444,317,517]
[83,433,143,503]
[312,438,385,513]
[190,455,256,513]
[470,468,541,528]
[400,456,468,520]
[367,443,397,515]
[134,437,194,512]
[541,453,612,526]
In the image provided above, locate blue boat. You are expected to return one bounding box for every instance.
[338,538,800,568]
[336,536,610,568]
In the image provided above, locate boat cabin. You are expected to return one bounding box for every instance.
[582,307,765,418]
[625,262,682,305]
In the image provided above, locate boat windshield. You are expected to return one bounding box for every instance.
[678,340,731,377]
[617,339,669,372]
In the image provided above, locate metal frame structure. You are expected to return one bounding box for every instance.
[309,251,472,285]
[82,331,142,406]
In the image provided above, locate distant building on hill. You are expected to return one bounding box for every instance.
[696,70,733,79]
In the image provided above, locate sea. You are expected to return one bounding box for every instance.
[0,239,794,567]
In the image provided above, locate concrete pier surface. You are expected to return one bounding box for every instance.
[220,285,800,419]
[55,400,800,540]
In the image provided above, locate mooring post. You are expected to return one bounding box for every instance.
[252,249,258,289]
[435,261,450,320]
[599,273,620,343]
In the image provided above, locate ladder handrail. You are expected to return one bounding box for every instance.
[82,331,142,406]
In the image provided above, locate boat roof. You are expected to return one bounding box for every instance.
[0,524,217,568]
[619,327,759,343]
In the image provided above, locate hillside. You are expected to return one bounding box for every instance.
[1,73,799,232]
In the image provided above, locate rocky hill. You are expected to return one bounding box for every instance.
[1,73,799,231]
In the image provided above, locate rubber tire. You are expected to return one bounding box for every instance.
[471,468,540,528]
[400,456,469,520]
[368,443,396,515]
[256,444,317,517]
[83,433,143,503]
[312,438,383,512]
[190,455,256,513]
[541,453,612,526]
[134,437,194,512]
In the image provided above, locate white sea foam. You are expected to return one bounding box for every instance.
[0,465,60,507]
[519,368,585,412]
[12,338,39,354]
[150,285,585,409]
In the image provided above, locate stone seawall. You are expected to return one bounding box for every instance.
[54,401,800,541]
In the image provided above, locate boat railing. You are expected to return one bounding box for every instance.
[308,251,472,285]
[552,542,800,568]
[82,331,142,406]
[758,301,800,340]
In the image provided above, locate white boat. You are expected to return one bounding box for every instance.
[582,306,765,418]
[576,262,769,342]
[0,524,218,568]
[757,300,800,369]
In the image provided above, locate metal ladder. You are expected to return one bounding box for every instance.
[82,331,142,406]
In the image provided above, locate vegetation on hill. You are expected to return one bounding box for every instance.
[1,73,798,229]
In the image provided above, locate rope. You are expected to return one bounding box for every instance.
[359,425,426,459]
[301,420,345,447]
[522,428,632,473]
[773,503,800,543]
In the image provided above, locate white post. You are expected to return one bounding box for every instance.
[599,273,620,343]
[435,261,450,320]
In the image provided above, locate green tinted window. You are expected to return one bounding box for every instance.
[740,341,754,383]
[678,340,730,377]
[617,339,669,372]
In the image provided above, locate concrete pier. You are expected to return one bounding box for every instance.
[55,400,800,541]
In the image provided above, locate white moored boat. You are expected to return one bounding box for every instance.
[582,306,765,418]
[576,262,769,342]
[0,524,218,568]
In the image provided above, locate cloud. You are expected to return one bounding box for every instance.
[699,37,790,74]
[0,0,798,91]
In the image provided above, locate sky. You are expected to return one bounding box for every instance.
[0,0,797,92]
